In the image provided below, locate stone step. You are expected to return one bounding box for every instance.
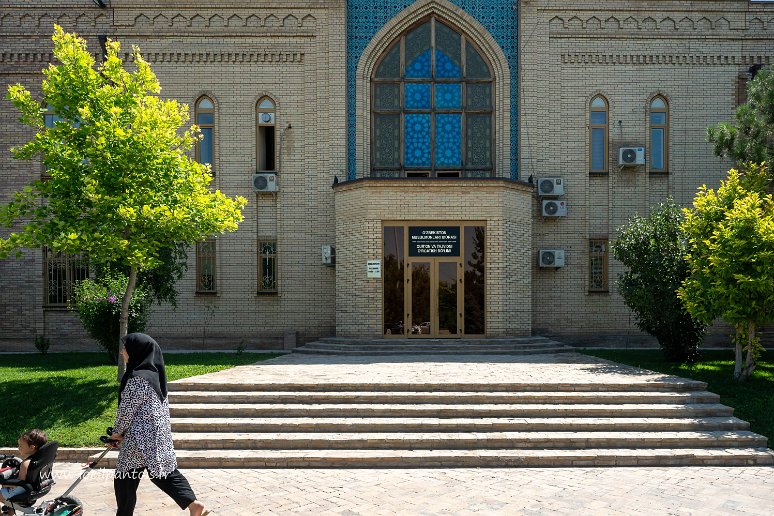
[315,337,557,346]
[90,447,774,468]
[298,341,571,351]
[167,390,721,405]
[293,347,576,356]
[171,431,767,450]
[169,402,734,418]
[167,380,708,393]
[170,416,750,433]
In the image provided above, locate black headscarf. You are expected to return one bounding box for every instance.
[118,333,167,404]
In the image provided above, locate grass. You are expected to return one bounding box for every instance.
[579,349,774,441]
[0,352,279,448]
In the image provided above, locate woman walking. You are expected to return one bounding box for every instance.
[111,333,209,516]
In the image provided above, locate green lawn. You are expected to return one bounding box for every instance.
[580,349,773,441]
[0,352,279,447]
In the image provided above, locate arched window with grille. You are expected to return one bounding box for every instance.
[195,96,215,174]
[371,17,494,178]
[589,95,608,174]
[649,96,668,173]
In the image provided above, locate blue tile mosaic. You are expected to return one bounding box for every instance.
[436,113,462,167]
[436,83,461,109]
[405,83,432,109]
[404,114,432,167]
[347,1,518,180]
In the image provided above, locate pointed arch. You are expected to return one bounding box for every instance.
[194,95,216,175]
[355,0,510,179]
[256,95,278,173]
[648,94,669,173]
[589,94,609,174]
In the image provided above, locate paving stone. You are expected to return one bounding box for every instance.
[43,465,774,515]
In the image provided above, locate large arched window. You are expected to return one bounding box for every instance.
[371,17,494,178]
[589,95,608,174]
[649,96,668,173]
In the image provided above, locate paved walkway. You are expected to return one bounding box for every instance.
[47,464,774,515]
[169,351,701,388]
[45,353,774,514]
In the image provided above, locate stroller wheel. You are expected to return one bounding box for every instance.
[48,495,83,515]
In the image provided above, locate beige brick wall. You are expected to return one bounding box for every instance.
[520,0,773,343]
[1,1,771,350]
[334,179,533,337]
[0,1,346,350]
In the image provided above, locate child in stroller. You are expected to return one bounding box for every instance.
[0,429,49,514]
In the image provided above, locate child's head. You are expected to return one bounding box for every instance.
[18,428,47,456]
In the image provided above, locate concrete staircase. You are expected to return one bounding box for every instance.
[293,337,576,355]
[93,377,773,468]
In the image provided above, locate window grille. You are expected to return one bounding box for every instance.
[589,239,609,292]
[44,247,89,306]
[196,240,217,293]
[258,240,277,293]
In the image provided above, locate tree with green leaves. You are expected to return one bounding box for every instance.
[1,27,247,375]
[678,163,774,381]
[707,64,774,176]
[611,199,706,363]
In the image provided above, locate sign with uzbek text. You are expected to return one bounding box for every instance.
[408,226,460,257]
[367,260,381,278]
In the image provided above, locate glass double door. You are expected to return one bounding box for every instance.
[383,224,485,338]
[408,259,462,338]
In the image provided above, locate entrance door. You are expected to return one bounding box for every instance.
[407,258,462,338]
[383,223,486,338]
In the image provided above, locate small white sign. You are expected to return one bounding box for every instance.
[367,260,381,278]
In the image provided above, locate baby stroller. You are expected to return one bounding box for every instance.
[1,431,115,515]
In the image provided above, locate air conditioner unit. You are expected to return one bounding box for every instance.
[321,244,336,266]
[537,177,564,196]
[252,173,278,193]
[541,199,567,217]
[258,112,275,125]
[539,249,565,268]
[619,146,645,166]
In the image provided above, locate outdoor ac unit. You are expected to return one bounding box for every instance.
[541,199,567,217]
[537,177,564,196]
[619,146,645,166]
[539,249,565,268]
[252,173,278,192]
[321,244,336,266]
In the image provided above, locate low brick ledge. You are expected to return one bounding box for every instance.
[0,447,104,463]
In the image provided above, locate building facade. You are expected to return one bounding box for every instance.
[0,0,771,350]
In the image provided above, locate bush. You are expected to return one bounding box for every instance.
[34,335,50,355]
[611,199,706,362]
[72,270,151,363]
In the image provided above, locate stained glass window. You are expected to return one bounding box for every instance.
[371,16,493,177]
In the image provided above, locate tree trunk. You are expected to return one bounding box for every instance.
[740,322,757,382]
[733,325,743,381]
[117,266,138,382]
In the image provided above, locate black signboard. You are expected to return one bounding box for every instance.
[408,226,460,257]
